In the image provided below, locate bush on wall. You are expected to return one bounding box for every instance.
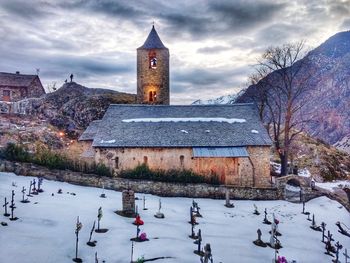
[119,164,220,185]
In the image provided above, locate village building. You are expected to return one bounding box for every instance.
[78,26,272,188]
[0,72,45,102]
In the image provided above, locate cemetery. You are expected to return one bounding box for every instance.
[0,172,349,263]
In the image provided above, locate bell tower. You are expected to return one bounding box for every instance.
[137,25,169,105]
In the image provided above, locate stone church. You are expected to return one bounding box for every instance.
[79,26,272,188]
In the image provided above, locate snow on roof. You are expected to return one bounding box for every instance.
[122,117,246,124]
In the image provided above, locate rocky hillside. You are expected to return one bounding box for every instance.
[22,82,135,137]
[236,31,350,145]
[0,82,135,151]
[275,132,350,182]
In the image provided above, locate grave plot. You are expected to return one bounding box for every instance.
[0,172,349,263]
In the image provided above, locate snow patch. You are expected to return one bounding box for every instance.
[180,129,188,134]
[251,129,259,134]
[100,139,116,143]
[316,180,350,192]
[122,117,246,124]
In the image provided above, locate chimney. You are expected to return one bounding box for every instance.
[16,71,20,74]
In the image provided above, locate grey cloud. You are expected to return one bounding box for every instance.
[197,45,231,54]
[59,0,145,20]
[0,0,53,19]
[209,1,287,31]
[341,19,350,30]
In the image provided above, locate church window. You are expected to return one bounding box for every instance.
[150,57,157,69]
[115,157,119,169]
[149,51,157,69]
[180,155,184,167]
[149,91,157,102]
[143,156,148,165]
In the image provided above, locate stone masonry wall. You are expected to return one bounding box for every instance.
[0,159,279,200]
[137,48,169,105]
[27,77,45,98]
[95,146,271,187]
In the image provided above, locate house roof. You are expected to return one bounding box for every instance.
[0,72,38,87]
[78,120,102,141]
[138,25,167,49]
[91,104,272,148]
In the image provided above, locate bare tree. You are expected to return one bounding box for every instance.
[251,41,313,176]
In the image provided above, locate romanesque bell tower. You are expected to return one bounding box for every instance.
[137,25,169,105]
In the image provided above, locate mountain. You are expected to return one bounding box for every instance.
[236,31,350,145]
[192,92,243,105]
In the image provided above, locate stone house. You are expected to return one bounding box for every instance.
[0,72,45,102]
[79,104,272,187]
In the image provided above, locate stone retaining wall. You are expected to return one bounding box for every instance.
[0,159,279,200]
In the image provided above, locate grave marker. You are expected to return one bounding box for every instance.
[86,221,97,247]
[95,207,108,233]
[3,197,10,217]
[73,216,83,262]
[253,228,267,247]
[224,189,234,208]
[37,177,44,193]
[253,204,260,215]
[200,243,213,263]
[194,228,204,256]
[20,186,30,203]
[310,214,322,231]
[9,190,18,221]
[154,199,165,219]
[27,181,33,197]
[263,208,271,225]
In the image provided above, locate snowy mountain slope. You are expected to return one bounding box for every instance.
[0,172,349,263]
[192,89,245,105]
[334,134,350,154]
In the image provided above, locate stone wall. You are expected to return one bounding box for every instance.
[27,77,45,98]
[95,146,271,187]
[137,48,169,105]
[0,98,41,114]
[0,159,279,200]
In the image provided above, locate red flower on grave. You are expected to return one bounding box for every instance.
[134,215,144,226]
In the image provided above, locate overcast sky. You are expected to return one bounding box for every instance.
[0,0,349,104]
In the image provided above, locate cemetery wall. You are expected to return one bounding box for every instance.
[0,159,279,200]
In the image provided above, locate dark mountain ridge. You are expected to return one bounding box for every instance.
[236,31,350,145]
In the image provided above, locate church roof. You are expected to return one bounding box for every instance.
[0,72,38,87]
[138,25,168,49]
[78,120,102,141]
[91,104,272,148]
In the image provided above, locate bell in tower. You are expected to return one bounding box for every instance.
[137,25,170,105]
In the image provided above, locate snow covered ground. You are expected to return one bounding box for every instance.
[0,172,349,263]
[316,180,350,192]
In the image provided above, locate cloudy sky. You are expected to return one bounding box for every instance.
[0,0,349,104]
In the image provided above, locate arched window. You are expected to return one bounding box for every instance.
[143,156,148,165]
[180,155,184,167]
[149,51,157,69]
[149,91,157,102]
[115,157,119,169]
[150,57,157,69]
